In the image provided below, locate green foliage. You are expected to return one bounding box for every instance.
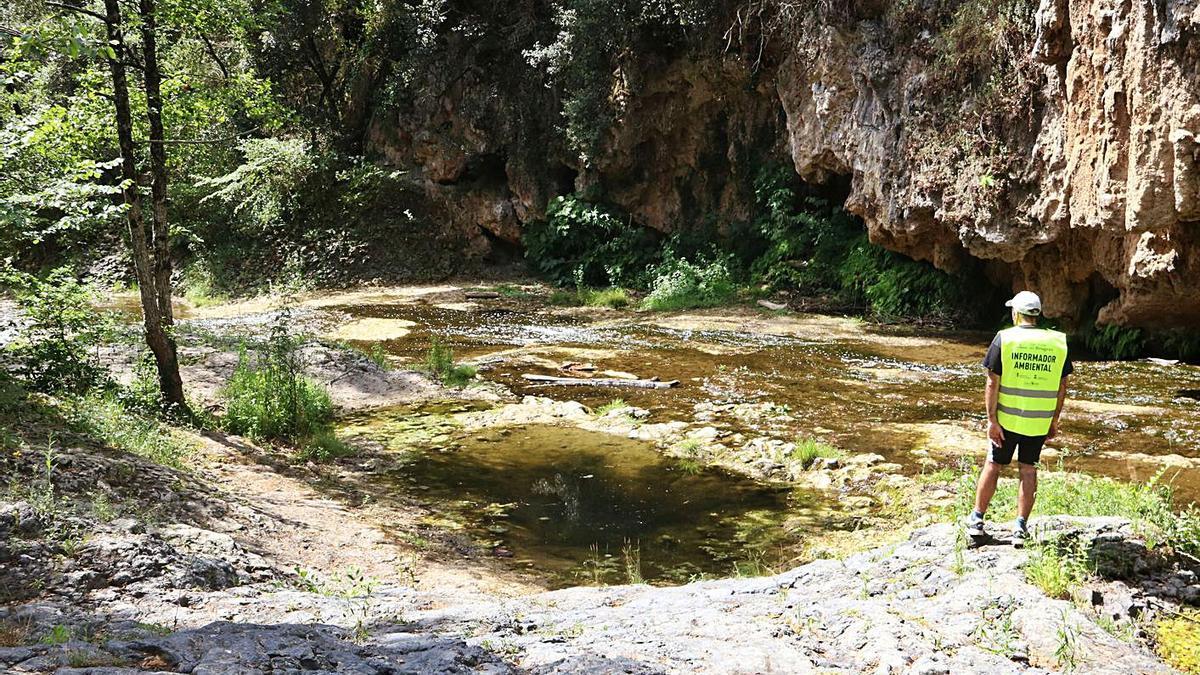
[1153,329,1200,363]
[2,266,111,394]
[791,438,844,470]
[547,287,632,308]
[839,241,965,320]
[524,0,714,157]
[523,194,658,289]
[197,138,316,234]
[221,309,334,443]
[39,624,73,646]
[747,167,986,321]
[642,252,736,311]
[1081,323,1146,361]
[1024,538,1091,599]
[1,0,285,271]
[295,430,356,463]
[953,467,1200,557]
[424,339,476,387]
[749,167,860,294]
[69,394,195,470]
[1156,609,1200,674]
[178,260,228,308]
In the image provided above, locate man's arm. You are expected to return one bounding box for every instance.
[985,371,1004,446]
[1048,375,1069,439]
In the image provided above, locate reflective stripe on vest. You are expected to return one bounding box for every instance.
[996,326,1068,436]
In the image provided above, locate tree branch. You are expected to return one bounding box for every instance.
[1,25,23,38]
[46,1,109,23]
[198,31,230,79]
[137,126,260,145]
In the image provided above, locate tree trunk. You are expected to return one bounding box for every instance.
[103,0,190,415]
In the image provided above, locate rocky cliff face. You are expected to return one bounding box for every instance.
[777,0,1200,328]
[358,0,1200,329]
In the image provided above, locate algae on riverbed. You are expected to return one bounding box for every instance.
[339,414,826,587]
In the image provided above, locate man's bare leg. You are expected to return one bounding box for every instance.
[973,460,1003,516]
[1017,463,1038,520]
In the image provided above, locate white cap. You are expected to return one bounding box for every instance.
[1005,290,1042,315]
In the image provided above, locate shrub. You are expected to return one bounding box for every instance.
[839,239,965,320]
[642,253,736,311]
[223,351,333,442]
[1,267,111,394]
[749,167,861,294]
[221,309,334,443]
[522,194,658,288]
[746,166,996,322]
[197,138,316,235]
[1081,322,1145,360]
[424,339,476,387]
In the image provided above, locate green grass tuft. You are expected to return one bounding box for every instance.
[295,430,356,463]
[791,438,844,469]
[548,287,632,308]
[70,394,195,469]
[594,399,629,415]
[1024,539,1091,599]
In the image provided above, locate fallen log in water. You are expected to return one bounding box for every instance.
[465,291,501,299]
[521,374,679,389]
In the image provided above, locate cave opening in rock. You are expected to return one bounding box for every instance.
[478,224,524,266]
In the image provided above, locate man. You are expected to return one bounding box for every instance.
[966,290,1072,546]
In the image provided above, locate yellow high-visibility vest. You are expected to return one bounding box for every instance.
[997,326,1068,436]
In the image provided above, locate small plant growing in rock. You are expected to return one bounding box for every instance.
[594,399,629,416]
[423,339,476,387]
[622,539,643,585]
[1054,610,1081,671]
[1024,538,1091,600]
[40,624,74,645]
[791,438,843,470]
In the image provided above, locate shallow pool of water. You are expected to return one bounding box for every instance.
[343,414,823,587]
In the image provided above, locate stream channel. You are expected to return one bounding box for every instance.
[303,294,1200,588]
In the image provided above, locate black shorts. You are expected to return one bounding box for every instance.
[988,427,1047,466]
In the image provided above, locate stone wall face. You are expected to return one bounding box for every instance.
[360,1,1200,329]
